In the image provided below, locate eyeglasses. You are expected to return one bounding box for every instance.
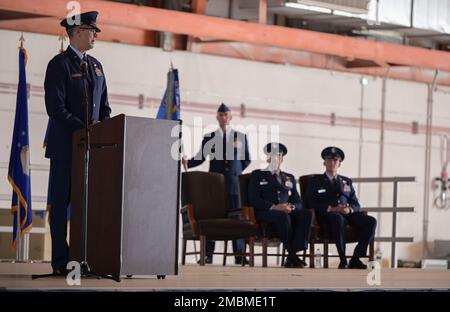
[79,27,97,34]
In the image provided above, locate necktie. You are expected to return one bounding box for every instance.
[81,55,88,75]
[222,132,227,161]
[274,172,282,185]
[83,55,94,85]
[332,177,340,191]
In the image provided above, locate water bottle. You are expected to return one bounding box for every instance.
[314,248,322,269]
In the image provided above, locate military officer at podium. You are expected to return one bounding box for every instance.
[44,11,111,275]
[305,146,377,269]
[248,143,313,268]
[182,103,251,265]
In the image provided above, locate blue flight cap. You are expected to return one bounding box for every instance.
[60,11,101,32]
[321,146,345,161]
[264,142,288,156]
[217,103,230,113]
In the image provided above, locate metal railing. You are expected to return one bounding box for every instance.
[353,176,415,268]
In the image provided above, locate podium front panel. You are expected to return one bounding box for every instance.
[121,116,180,275]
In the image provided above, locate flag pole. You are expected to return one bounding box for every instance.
[15,202,30,262]
[22,202,30,261]
[15,33,24,262]
[23,230,30,261]
[15,202,22,261]
[19,32,24,49]
[21,33,30,263]
[58,30,66,53]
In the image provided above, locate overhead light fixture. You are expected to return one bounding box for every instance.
[333,10,367,20]
[352,29,403,40]
[285,2,332,14]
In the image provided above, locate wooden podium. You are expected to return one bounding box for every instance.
[69,114,181,280]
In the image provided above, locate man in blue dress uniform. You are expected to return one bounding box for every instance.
[182,103,251,265]
[248,143,313,268]
[305,146,377,269]
[44,11,111,275]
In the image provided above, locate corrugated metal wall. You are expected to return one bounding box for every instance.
[369,0,450,33]
[414,0,450,33]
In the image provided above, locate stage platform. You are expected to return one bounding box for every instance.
[1,262,449,291]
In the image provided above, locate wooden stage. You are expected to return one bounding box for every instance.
[1,262,449,291]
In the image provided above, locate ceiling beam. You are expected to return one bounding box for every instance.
[0,17,156,46]
[191,41,450,86]
[1,0,449,72]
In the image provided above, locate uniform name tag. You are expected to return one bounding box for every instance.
[343,185,351,192]
[318,189,326,193]
[71,73,82,78]
[260,180,268,185]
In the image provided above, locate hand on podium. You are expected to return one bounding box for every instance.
[182,156,188,172]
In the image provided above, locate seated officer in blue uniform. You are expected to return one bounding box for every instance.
[182,103,251,265]
[248,143,312,268]
[305,146,377,269]
[44,11,111,275]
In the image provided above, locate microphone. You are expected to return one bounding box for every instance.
[80,59,90,126]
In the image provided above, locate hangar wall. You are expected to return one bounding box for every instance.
[1,29,449,265]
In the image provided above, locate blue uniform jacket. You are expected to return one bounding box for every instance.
[187,129,251,194]
[248,169,302,212]
[304,173,361,214]
[44,47,111,160]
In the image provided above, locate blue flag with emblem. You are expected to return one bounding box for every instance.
[156,67,180,120]
[8,46,32,248]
